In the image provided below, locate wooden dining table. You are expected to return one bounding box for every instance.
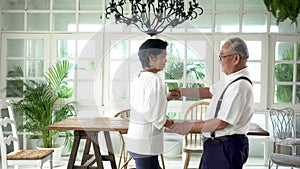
[46,116,269,169]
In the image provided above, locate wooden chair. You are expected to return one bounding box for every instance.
[0,100,54,169]
[182,101,209,169]
[114,109,165,169]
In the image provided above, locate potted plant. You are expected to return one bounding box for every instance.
[8,60,77,165]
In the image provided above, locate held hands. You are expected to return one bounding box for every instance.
[164,119,174,128]
[166,88,181,101]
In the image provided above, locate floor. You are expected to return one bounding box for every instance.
[1,154,297,169]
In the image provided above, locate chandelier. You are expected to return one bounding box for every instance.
[105,0,203,36]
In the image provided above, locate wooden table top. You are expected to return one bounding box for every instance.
[46,116,269,136]
[46,116,129,133]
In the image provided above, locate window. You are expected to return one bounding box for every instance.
[1,34,49,98]
[53,34,102,112]
[270,36,300,105]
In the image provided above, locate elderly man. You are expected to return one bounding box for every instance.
[169,37,254,169]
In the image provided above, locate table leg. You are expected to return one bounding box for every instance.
[81,138,93,166]
[67,130,118,169]
[85,131,104,169]
[103,131,117,169]
[67,130,81,169]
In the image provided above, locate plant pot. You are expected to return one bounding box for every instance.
[163,138,182,158]
[37,144,63,167]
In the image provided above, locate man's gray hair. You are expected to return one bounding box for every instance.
[226,37,249,60]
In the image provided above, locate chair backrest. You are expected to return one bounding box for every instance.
[0,100,20,167]
[184,101,209,146]
[270,108,295,140]
[114,109,130,119]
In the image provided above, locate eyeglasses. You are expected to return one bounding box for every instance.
[218,54,236,60]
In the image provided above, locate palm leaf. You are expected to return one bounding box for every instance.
[45,60,73,92]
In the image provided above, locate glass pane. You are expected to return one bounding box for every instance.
[27,13,50,31]
[110,40,128,59]
[53,13,76,32]
[2,0,25,10]
[186,61,205,81]
[27,39,44,58]
[253,83,261,103]
[77,60,95,80]
[200,0,212,10]
[79,0,101,10]
[165,61,184,80]
[242,14,267,33]
[28,0,50,10]
[57,40,76,58]
[77,82,94,99]
[53,0,76,10]
[110,81,128,100]
[298,14,300,33]
[7,60,24,75]
[7,39,24,57]
[243,0,265,10]
[248,62,261,82]
[187,40,206,60]
[130,40,144,57]
[26,60,44,77]
[275,42,294,61]
[275,64,294,82]
[187,13,212,33]
[78,40,96,59]
[297,64,300,82]
[297,85,300,104]
[110,60,128,80]
[6,80,23,97]
[246,41,262,60]
[2,13,24,31]
[168,41,185,60]
[274,85,292,103]
[215,14,239,32]
[79,13,102,32]
[216,0,240,10]
[270,16,296,33]
[298,43,300,60]
[105,15,129,33]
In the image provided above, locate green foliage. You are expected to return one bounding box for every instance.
[165,42,205,101]
[10,60,77,148]
[274,44,300,103]
[263,0,300,25]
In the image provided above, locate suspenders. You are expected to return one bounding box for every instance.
[210,76,252,138]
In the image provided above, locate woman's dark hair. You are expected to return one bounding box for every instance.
[138,39,168,68]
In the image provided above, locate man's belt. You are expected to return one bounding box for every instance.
[203,134,246,144]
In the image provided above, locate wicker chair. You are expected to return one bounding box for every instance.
[0,100,54,169]
[268,108,300,169]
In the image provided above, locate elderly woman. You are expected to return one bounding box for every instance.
[124,38,175,169]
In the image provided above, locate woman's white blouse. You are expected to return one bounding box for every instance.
[124,72,168,155]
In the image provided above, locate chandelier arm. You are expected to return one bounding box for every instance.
[105,0,204,36]
[134,1,147,30]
